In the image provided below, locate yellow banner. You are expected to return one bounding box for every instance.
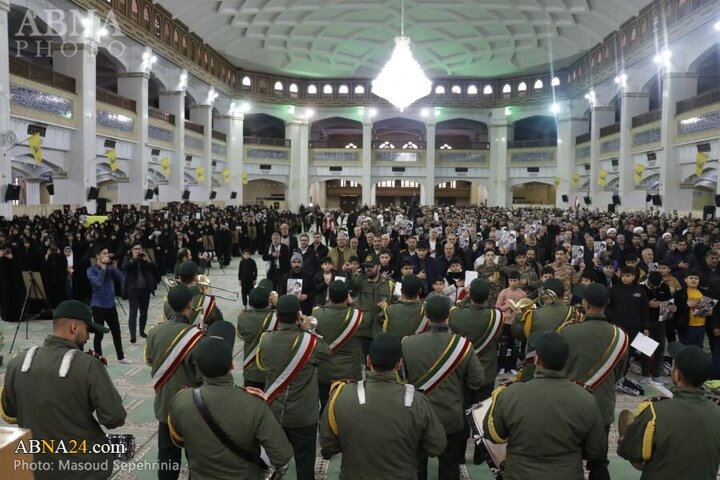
[553,176,561,187]
[107,149,118,172]
[28,133,43,164]
[571,173,580,186]
[696,152,708,177]
[598,169,608,187]
[222,169,231,183]
[196,166,205,182]
[695,164,704,178]
[242,171,249,185]
[634,163,646,174]
[160,157,170,177]
[84,215,109,226]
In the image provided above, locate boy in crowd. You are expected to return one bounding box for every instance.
[495,270,527,374]
[237,248,257,310]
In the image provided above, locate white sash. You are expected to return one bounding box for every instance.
[329,309,363,353]
[417,337,471,393]
[152,327,204,391]
[584,327,630,390]
[413,316,430,335]
[243,313,278,370]
[475,309,503,355]
[264,333,317,403]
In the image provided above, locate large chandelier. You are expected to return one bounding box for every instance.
[372,0,431,112]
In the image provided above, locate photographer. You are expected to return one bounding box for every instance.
[122,242,159,343]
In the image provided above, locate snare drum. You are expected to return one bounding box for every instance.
[107,434,136,461]
[466,399,507,475]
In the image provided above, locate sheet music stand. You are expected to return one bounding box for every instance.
[9,272,50,354]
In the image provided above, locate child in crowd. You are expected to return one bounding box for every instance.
[495,270,527,374]
[237,248,257,310]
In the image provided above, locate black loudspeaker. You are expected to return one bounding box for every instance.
[144,188,154,200]
[46,183,54,195]
[652,194,662,206]
[87,187,99,200]
[4,184,19,201]
[209,191,217,200]
[153,186,159,195]
[715,194,720,207]
[584,196,591,205]
[608,204,616,213]
[561,194,568,202]
[612,194,621,205]
[646,194,653,202]
[230,191,237,199]
[96,198,107,214]
[182,190,191,200]
[703,205,716,220]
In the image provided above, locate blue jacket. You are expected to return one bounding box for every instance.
[87,264,125,308]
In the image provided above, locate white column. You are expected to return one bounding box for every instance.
[53,43,97,211]
[286,119,310,210]
[589,106,615,205]
[0,0,12,218]
[215,111,244,204]
[619,92,649,210]
[117,69,150,205]
[424,120,436,206]
[158,90,185,201]
[190,104,213,201]
[24,179,40,205]
[488,108,510,207]
[556,109,588,206]
[361,120,373,207]
[659,72,698,213]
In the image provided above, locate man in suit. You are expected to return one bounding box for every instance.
[280,223,299,252]
[263,232,290,291]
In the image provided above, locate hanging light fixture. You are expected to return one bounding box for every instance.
[372,0,431,112]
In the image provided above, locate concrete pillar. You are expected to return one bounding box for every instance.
[488,108,510,207]
[619,92,650,210]
[424,120,436,206]
[158,90,185,201]
[0,0,12,218]
[214,110,244,204]
[556,107,588,207]
[53,43,97,211]
[589,106,615,206]
[361,120,373,207]
[190,104,213,201]
[286,119,310,210]
[660,72,698,213]
[24,179,40,205]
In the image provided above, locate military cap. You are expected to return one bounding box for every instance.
[417,239,430,250]
[469,278,490,303]
[206,320,236,350]
[582,283,610,308]
[667,342,713,387]
[276,295,300,316]
[54,300,109,334]
[426,295,450,322]
[257,278,275,291]
[369,332,403,367]
[543,278,565,297]
[362,252,380,267]
[532,331,570,371]
[328,280,349,303]
[249,287,270,308]
[401,274,422,297]
[195,337,232,378]
[177,261,199,277]
[168,284,194,312]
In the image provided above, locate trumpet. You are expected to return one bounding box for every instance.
[299,315,322,338]
[197,274,239,301]
[162,276,178,290]
[508,287,558,315]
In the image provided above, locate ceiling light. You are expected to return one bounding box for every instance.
[305,108,314,119]
[81,17,92,28]
[421,108,429,117]
[715,21,720,31]
[239,102,251,113]
[654,49,671,65]
[371,0,431,111]
[98,27,108,37]
[369,108,377,118]
[550,103,560,114]
[151,55,158,64]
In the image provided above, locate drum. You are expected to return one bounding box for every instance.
[466,399,507,476]
[106,434,136,461]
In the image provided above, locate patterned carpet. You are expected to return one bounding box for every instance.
[0,256,658,479]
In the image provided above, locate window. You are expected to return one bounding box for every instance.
[354,85,365,94]
[274,81,283,91]
[551,77,561,86]
[12,177,19,206]
[402,142,418,149]
[533,79,543,89]
[502,84,512,94]
[131,0,139,22]
[308,85,317,94]
[323,85,333,94]
[435,85,445,94]
[518,82,527,92]
[379,141,395,149]
[401,181,418,188]
[378,181,393,187]
[173,30,179,48]
[289,83,298,93]
[340,180,359,187]
[439,143,452,149]
[451,85,461,94]
[154,14,161,37]
[467,85,478,95]
[483,85,493,95]
[344,143,358,149]
[338,85,349,94]
[242,76,251,87]
[439,181,457,189]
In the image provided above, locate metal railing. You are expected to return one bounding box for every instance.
[148,107,175,125]
[96,89,136,112]
[211,130,227,141]
[599,123,621,137]
[575,132,591,144]
[184,120,205,135]
[631,110,662,129]
[676,87,720,115]
[9,56,76,94]
[507,139,557,149]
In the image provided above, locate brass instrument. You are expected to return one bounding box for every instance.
[507,287,558,314]
[197,274,239,301]
[162,276,178,290]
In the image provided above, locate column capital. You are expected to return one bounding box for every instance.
[117,71,150,80]
[661,72,699,81]
[425,121,436,129]
[192,103,213,110]
[216,113,245,121]
[362,120,373,128]
[591,106,615,113]
[620,92,649,99]
[557,116,588,124]
[287,119,309,127]
[159,90,186,97]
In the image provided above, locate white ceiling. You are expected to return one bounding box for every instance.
[159,0,651,78]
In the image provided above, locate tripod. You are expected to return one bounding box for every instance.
[10,272,50,354]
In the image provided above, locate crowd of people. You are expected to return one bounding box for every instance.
[1,201,719,480]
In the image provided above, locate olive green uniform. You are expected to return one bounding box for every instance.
[168,374,293,480]
[475,264,505,306]
[1,335,127,480]
[236,307,276,385]
[347,273,394,352]
[314,304,364,384]
[511,303,574,380]
[549,262,578,303]
[163,290,224,326]
[482,368,609,480]
[560,313,628,427]
[319,371,447,480]
[382,300,426,337]
[618,389,720,480]
[514,265,540,293]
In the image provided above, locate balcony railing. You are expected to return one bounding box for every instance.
[148,107,175,125]
[575,132,591,144]
[184,120,204,135]
[676,87,720,115]
[244,137,291,147]
[631,110,662,129]
[507,139,557,149]
[9,56,76,94]
[212,130,227,142]
[96,89,136,112]
[599,123,621,137]
[371,140,427,149]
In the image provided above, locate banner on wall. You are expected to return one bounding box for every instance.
[196,166,205,182]
[160,157,171,177]
[28,133,43,164]
[107,149,118,172]
[598,169,608,187]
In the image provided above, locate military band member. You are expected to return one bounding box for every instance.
[237,287,277,389]
[512,278,574,381]
[163,261,224,328]
[560,283,629,433]
[319,333,447,480]
[382,274,427,337]
[403,296,485,480]
[618,342,720,479]
[256,295,331,480]
[168,337,293,479]
[314,281,365,411]
[1,300,127,480]
[482,332,610,480]
[146,284,206,480]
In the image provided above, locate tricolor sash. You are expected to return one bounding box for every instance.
[152,326,205,392]
[580,326,630,391]
[264,333,318,404]
[328,308,363,354]
[413,303,429,335]
[415,335,472,395]
[243,312,279,370]
[474,309,504,355]
[199,295,217,324]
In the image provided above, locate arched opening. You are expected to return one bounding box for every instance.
[434,181,487,206]
[243,113,285,139]
[309,180,362,211]
[435,119,488,149]
[372,118,426,149]
[643,73,663,111]
[310,117,362,148]
[512,116,557,143]
[375,180,421,208]
[512,182,556,205]
[695,46,720,95]
[96,48,126,94]
[148,73,166,109]
[243,179,287,208]
[184,92,197,122]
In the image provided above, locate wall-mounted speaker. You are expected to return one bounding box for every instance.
[4,184,20,201]
[153,186,159,195]
[646,194,653,202]
[652,194,662,206]
[182,190,191,200]
[561,194,568,202]
[144,188,154,200]
[703,205,716,220]
[46,183,54,195]
[209,191,217,200]
[583,196,591,205]
[715,194,720,207]
[608,204,616,213]
[647,152,657,161]
[612,194,621,205]
[230,192,237,199]
[87,187,99,200]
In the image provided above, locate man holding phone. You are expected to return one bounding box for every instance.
[122,242,159,343]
